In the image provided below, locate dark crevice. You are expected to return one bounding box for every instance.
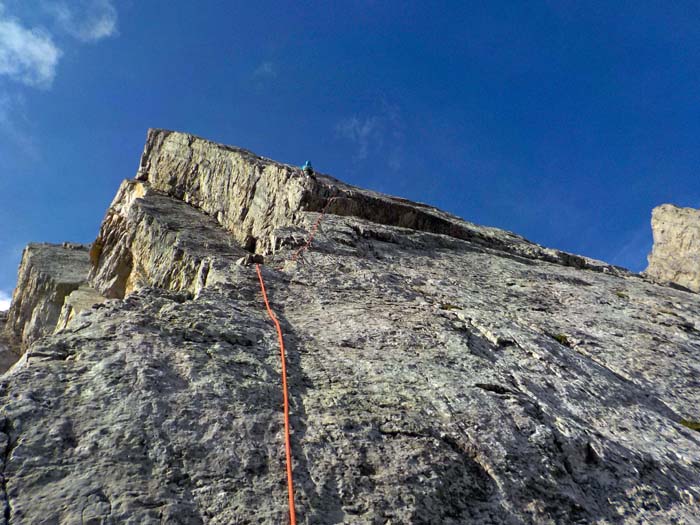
[244,236,258,253]
[302,189,628,276]
[473,383,515,396]
[377,427,428,439]
[0,417,15,525]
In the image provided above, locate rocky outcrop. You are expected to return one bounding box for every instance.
[646,204,700,292]
[3,243,93,351]
[0,129,698,524]
[0,313,17,374]
[89,179,247,299]
[54,285,107,333]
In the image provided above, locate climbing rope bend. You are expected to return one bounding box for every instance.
[287,197,338,266]
[255,263,297,525]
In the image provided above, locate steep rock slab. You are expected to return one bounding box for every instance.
[89,180,247,299]
[0,313,17,374]
[135,129,308,255]
[54,285,108,333]
[265,217,700,523]
[646,204,700,292]
[4,243,91,351]
[0,281,296,524]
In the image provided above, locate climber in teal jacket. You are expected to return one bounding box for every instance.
[302,160,314,178]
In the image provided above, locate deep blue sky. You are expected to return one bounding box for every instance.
[2,1,700,307]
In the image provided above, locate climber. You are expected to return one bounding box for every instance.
[302,160,315,178]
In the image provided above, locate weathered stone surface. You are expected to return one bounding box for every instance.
[89,179,247,299]
[3,243,92,351]
[54,285,107,333]
[0,313,17,375]
[0,130,699,524]
[646,203,700,292]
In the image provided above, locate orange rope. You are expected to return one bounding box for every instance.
[255,197,337,522]
[287,197,337,265]
[255,263,297,525]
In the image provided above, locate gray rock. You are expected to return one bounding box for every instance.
[136,129,629,276]
[3,243,92,351]
[0,129,699,524]
[646,203,700,292]
[0,313,18,375]
[89,179,247,299]
[54,285,107,333]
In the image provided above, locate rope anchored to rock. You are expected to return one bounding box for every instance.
[283,197,338,268]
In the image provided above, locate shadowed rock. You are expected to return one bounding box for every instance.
[3,243,92,352]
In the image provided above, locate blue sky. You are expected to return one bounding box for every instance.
[2,1,700,309]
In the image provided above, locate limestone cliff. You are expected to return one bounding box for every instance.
[4,243,93,351]
[646,203,700,292]
[0,313,16,375]
[0,129,698,524]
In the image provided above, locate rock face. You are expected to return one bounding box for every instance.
[0,129,699,524]
[646,203,700,292]
[3,243,93,351]
[0,313,17,375]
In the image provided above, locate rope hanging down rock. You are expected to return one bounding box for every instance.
[255,263,297,525]
[254,196,337,524]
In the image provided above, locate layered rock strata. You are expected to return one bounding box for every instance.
[646,203,700,292]
[0,313,16,374]
[0,130,698,524]
[4,243,93,351]
[89,179,247,299]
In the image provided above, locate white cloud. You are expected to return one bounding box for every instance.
[252,61,277,80]
[0,0,118,154]
[0,7,61,88]
[0,290,11,311]
[0,91,38,156]
[335,103,405,169]
[336,116,382,161]
[0,0,118,88]
[45,0,118,42]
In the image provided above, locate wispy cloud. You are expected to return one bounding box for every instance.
[0,0,118,89]
[0,5,61,88]
[0,91,38,156]
[44,0,118,42]
[252,61,277,80]
[335,102,405,170]
[0,1,118,155]
[610,223,653,272]
[336,115,382,161]
[0,290,11,311]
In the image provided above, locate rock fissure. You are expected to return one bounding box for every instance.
[0,417,14,525]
